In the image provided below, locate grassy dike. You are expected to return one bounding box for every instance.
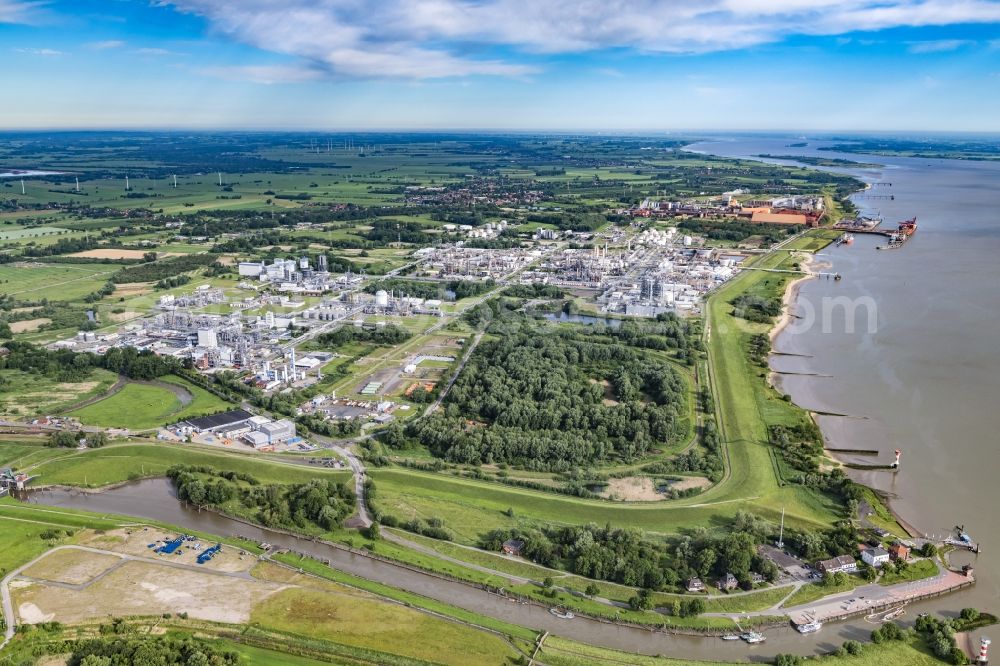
[0,438,351,488]
[537,634,951,666]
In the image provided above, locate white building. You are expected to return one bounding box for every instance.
[243,431,270,448]
[258,419,296,444]
[862,547,891,568]
[197,327,218,349]
[238,262,265,278]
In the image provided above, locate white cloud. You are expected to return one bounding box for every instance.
[201,64,326,84]
[0,0,43,24]
[13,46,63,56]
[161,0,1000,80]
[86,40,126,50]
[907,39,974,53]
[133,47,185,56]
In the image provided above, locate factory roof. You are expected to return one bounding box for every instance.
[180,409,253,432]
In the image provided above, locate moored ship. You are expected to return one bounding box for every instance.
[897,217,917,235]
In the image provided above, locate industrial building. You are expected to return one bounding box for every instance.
[176,409,254,434]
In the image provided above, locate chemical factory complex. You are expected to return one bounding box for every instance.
[41,213,761,442]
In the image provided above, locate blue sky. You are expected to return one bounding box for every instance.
[2,0,999,131]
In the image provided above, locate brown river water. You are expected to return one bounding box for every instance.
[27,136,1000,660]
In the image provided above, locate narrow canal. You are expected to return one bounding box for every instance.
[28,478,961,661]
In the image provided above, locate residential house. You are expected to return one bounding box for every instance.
[817,554,858,574]
[687,577,705,593]
[717,572,738,591]
[501,539,525,556]
[862,547,891,568]
[888,542,911,562]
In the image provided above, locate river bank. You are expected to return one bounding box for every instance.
[768,251,821,344]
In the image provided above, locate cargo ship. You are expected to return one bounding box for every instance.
[897,217,917,235]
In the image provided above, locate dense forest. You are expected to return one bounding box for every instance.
[111,253,218,284]
[404,325,690,470]
[65,634,240,666]
[313,323,411,347]
[168,465,355,531]
[363,277,494,300]
[678,218,800,245]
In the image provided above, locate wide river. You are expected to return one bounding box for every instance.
[26,137,1000,660]
[689,137,1000,638]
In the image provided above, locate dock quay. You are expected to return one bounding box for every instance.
[787,567,974,627]
[825,447,880,455]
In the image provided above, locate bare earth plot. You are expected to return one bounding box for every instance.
[21,549,121,586]
[14,558,283,625]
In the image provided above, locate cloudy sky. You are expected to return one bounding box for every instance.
[2,0,1000,130]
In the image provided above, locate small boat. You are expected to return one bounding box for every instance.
[721,634,741,641]
[549,608,575,619]
[741,632,766,644]
[796,621,822,634]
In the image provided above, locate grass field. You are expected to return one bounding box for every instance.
[372,462,831,548]
[879,559,938,586]
[1,440,351,488]
[69,382,183,429]
[0,519,73,576]
[0,262,118,300]
[68,375,232,430]
[251,586,519,665]
[221,643,335,666]
[272,552,538,644]
[782,575,860,607]
[0,499,129,575]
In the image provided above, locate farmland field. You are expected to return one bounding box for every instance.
[0,262,117,300]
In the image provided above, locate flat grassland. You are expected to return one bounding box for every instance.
[251,584,518,666]
[70,382,183,429]
[0,262,118,300]
[68,375,232,430]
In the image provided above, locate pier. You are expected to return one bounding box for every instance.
[742,267,841,280]
[787,567,974,627]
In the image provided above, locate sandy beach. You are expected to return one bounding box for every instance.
[769,250,830,345]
